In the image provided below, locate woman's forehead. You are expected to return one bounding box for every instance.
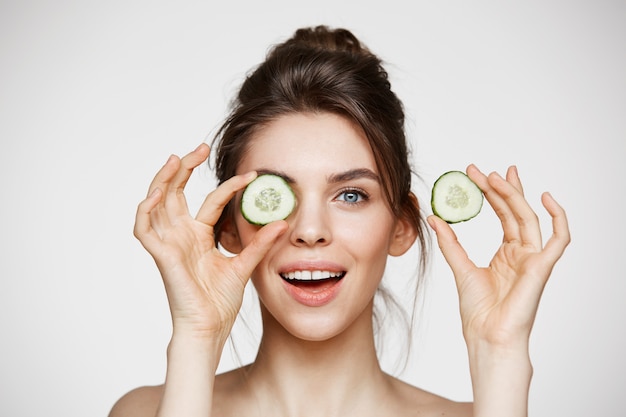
[239,112,377,175]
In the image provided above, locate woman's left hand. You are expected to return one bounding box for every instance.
[428,164,570,349]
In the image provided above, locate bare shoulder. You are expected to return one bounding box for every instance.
[107,368,247,417]
[108,385,164,417]
[386,375,473,417]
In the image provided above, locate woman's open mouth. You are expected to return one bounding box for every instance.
[279,270,346,306]
[280,270,345,292]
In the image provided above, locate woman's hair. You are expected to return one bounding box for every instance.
[211,25,429,366]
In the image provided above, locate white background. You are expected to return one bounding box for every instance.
[1,1,624,416]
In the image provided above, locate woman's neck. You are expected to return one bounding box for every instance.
[242,301,391,417]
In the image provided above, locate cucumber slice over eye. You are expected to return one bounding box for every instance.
[241,174,296,225]
[431,171,483,223]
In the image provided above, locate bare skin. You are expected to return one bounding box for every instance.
[110,113,569,417]
[112,376,471,417]
[111,310,472,417]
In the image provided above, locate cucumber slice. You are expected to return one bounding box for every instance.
[431,171,483,223]
[241,174,296,225]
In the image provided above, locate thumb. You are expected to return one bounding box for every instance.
[230,221,288,281]
[428,215,477,286]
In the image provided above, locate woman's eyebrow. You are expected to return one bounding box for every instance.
[254,168,379,184]
[255,168,296,184]
[327,168,380,184]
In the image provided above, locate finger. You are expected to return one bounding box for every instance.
[487,170,542,249]
[168,143,211,196]
[506,165,524,196]
[147,154,180,198]
[144,155,179,231]
[514,193,570,300]
[428,215,477,287]
[163,143,211,218]
[467,164,520,241]
[196,171,257,225]
[230,220,289,282]
[539,192,571,265]
[133,187,164,252]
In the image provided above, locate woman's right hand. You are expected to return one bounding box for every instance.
[133,143,287,342]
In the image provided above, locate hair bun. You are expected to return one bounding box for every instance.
[283,25,369,56]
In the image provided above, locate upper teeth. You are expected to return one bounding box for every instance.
[281,270,343,281]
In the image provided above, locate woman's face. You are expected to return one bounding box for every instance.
[228,112,414,341]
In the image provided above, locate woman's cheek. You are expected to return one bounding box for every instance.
[335,211,395,251]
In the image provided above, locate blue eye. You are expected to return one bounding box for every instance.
[337,189,368,204]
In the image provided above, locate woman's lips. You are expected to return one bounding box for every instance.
[278,263,346,307]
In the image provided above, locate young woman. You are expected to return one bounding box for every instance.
[109,26,570,417]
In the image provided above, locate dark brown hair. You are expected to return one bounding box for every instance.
[211,26,429,362]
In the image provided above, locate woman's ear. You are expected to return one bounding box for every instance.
[218,217,243,254]
[388,216,418,256]
[388,193,419,257]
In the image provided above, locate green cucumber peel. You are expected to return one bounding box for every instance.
[431,170,484,223]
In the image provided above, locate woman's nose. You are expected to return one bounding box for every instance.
[288,198,331,247]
